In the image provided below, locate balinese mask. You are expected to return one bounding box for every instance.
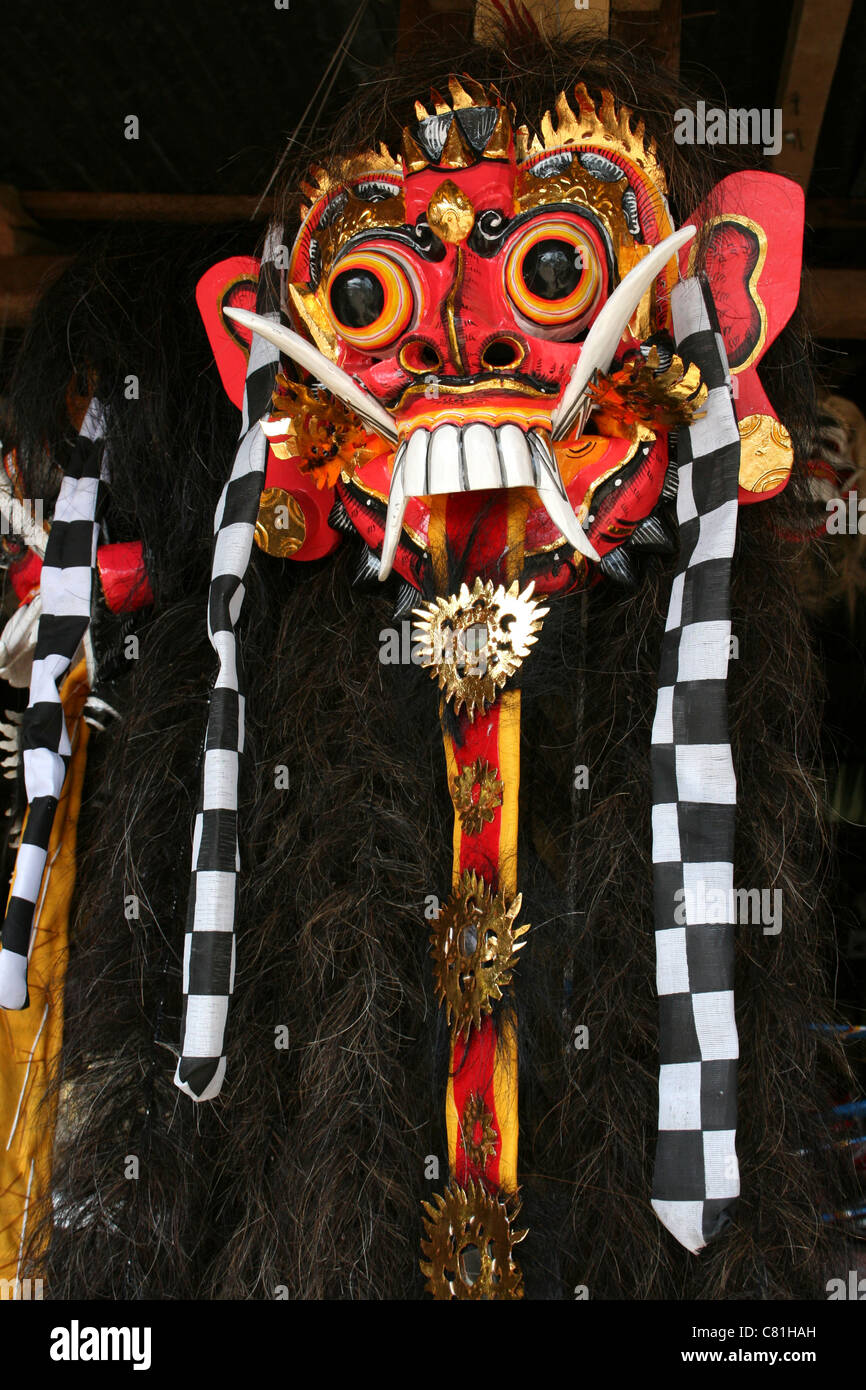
[0,70,809,1302]
[247,78,708,596]
[183,75,805,1294]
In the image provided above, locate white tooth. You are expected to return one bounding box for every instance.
[496,425,533,487]
[528,433,599,560]
[527,430,546,488]
[378,443,407,582]
[403,429,430,495]
[527,431,566,497]
[551,225,697,442]
[462,423,502,491]
[428,424,460,495]
[536,484,600,562]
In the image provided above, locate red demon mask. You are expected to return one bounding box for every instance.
[215,78,800,595]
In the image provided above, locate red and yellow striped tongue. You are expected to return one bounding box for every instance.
[421,489,533,1294]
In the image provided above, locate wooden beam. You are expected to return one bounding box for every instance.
[770,0,853,189]
[398,0,473,55]
[808,269,866,338]
[0,186,56,256]
[24,191,862,232]
[475,0,609,43]
[0,255,72,325]
[610,0,681,75]
[19,192,275,224]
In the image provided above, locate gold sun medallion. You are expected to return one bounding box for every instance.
[412,577,548,719]
[431,870,529,1036]
[254,488,307,557]
[461,1092,499,1171]
[420,1179,526,1300]
[737,413,794,494]
[452,758,504,836]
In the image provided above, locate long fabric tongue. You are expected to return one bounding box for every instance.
[426,488,528,1279]
[429,488,529,597]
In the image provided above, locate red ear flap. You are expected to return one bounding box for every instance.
[196,256,260,410]
[679,171,805,506]
[679,170,804,368]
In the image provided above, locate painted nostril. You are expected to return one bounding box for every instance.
[398,340,442,374]
[481,338,522,369]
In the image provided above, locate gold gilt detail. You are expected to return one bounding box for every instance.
[452,757,504,836]
[403,78,513,173]
[412,577,548,719]
[298,148,399,208]
[287,282,338,358]
[292,154,405,354]
[737,413,794,493]
[426,179,476,244]
[446,74,489,110]
[312,192,407,284]
[254,488,306,557]
[516,83,667,196]
[514,164,631,256]
[462,1093,498,1170]
[431,869,529,1036]
[420,1179,526,1300]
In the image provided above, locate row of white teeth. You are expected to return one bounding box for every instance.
[381,423,599,580]
[403,422,552,494]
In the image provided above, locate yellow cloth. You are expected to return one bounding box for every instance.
[0,658,89,1292]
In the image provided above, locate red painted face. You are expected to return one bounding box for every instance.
[203,89,800,582]
[345,163,612,413]
[284,88,686,594]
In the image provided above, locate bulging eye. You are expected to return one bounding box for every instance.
[504,218,605,333]
[523,240,582,299]
[327,248,416,352]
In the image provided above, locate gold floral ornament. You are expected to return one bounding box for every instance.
[262,372,382,489]
[452,758,504,836]
[462,1093,498,1171]
[431,869,529,1036]
[412,578,548,719]
[587,347,707,438]
[420,1179,526,1300]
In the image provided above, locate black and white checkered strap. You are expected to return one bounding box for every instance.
[650,274,741,1253]
[0,398,108,1009]
[174,225,284,1102]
